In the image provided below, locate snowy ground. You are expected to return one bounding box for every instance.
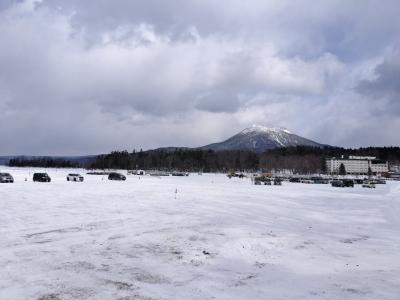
[0,167,399,300]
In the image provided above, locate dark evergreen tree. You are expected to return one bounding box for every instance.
[339,163,346,175]
[368,166,373,176]
[321,157,327,173]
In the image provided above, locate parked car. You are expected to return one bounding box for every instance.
[311,177,329,184]
[148,171,170,176]
[137,170,146,176]
[273,178,282,185]
[67,174,84,182]
[127,170,146,175]
[33,173,51,182]
[375,179,386,184]
[108,172,126,181]
[172,171,189,176]
[342,179,354,187]
[254,176,271,185]
[228,172,245,178]
[289,177,300,183]
[331,180,344,187]
[300,179,314,184]
[362,182,376,188]
[0,173,14,183]
[264,178,272,185]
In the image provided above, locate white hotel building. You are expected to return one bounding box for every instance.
[326,156,389,175]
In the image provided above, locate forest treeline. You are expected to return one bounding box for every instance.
[88,146,400,173]
[8,158,79,168]
[7,147,400,173]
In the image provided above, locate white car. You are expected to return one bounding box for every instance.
[0,173,14,183]
[67,173,84,182]
[362,182,376,188]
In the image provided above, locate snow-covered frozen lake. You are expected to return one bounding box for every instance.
[0,167,399,300]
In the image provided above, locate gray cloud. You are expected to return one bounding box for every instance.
[356,52,400,113]
[0,0,399,155]
[0,0,17,11]
[36,0,400,59]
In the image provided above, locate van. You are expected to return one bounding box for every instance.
[33,173,51,182]
[108,172,126,181]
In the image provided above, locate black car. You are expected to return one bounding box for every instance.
[33,173,51,182]
[0,173,14,183]
[342,179,354,187]
[331,180,344,187]
[108,172,126,181]
[311,176,329,184]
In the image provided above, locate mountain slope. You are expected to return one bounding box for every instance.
[199,125,323,152]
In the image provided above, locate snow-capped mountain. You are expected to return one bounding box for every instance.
[199,125,323,152]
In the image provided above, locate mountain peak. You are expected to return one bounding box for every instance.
[200,125,323,152]
[241,125,292,135]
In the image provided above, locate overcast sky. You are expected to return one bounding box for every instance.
[0,0,399,155]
